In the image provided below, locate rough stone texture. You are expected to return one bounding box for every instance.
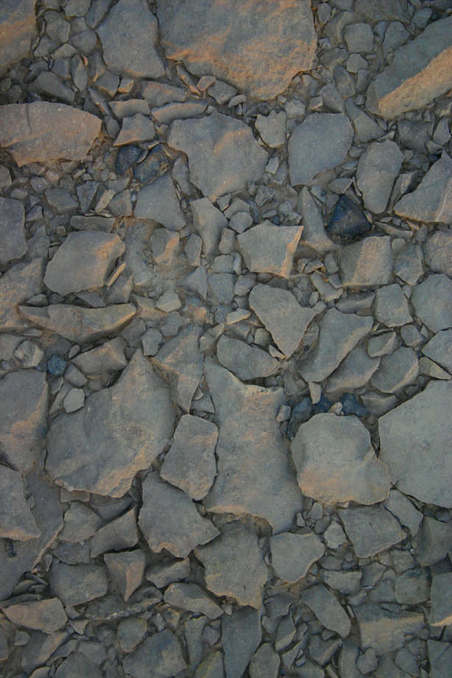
[249,644,280,678]
[339,236,392,287]
[44,231,125,295]
[429,640,452,678]
[196,520,267,609]
[123,630,186,678]
[367,16,452,118]
[205,362,302,531]
[289,114,353,186]
[139,472,219,558]
[168,112,268,201]
[104,549,145,601]
[355,603,424,655]
[339,505,405,558]
[157,0,316,100]
[411,274,452,332]
[0,368,47,473]
[0,0,36,73]
[0,103,101,167]
[255,111,287,148]
[90,508,138,558]
[164,582,222,619]
[302,585,351,638]
[217,335,279,381]
[49,562,108,607]
[47,351,175,497]
[357,140,403,213]
[270,531,325,583]
[222,607,261,678]
[326,346,380,396]
[0,465,40,541]
[0,198,26,266]
[379,380,452,507]
[374,284,412,327]
[2,598,67,633]
[97,0,164,79]
[291,414,390,505]
[134,173,185,230]
[0,259,43,331]
[425,231,452,275]
[238,222,302,277]
[394,153,452,224]
[371,347,419,393]
[56,653,102,678]
[422,329,452,374]
[191,198,227,256]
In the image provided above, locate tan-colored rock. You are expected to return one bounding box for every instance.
[0,103,101,166]
[238,222,302,277]
[2,598,67,633]
[0,0,36,73]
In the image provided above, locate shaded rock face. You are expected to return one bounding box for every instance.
[0,0,36,73]
[157,0,316,100]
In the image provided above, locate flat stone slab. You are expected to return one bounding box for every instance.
[411,274,452,332]
[123,630,186,678]
[354,603,425,654]
[339,236,392,288]
[394,153,452,224]
[339,505,404,558]
[216,335,279,381]
[0,103,101,167]
[302,584,351,638]
[270,531,325,583]
[2,598,67,634]
[157,0,316,100]
[357,140,402,214]
[134,173,185,231]
[0,0,36,73]
[238,222,302,277]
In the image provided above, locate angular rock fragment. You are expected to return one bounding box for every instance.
[191,198,227,256]
[374,284,411,327]
[428,640,452,678]
[196,521,267,609]
[394,569,430,605]
[2,598,67,634]
[394,153,452,224]
[60,502,102,543]
[19,303,136,343]
[0,259,43,330]
[134,173,185,230]
[339,236,392,287]
[0,197,26,265]
[291,414,390,505]
[222,607,261,678]
[90,508,138,558]
[357,140,402,213]
[47,351,174,497]
[371,347,419,393]
[164,582,222,619]
[271,531,325,583]
[157,0,316,100]
[44,231,125,296]
[114,114,155,146]
[123,630,186,678]
[339,505,404,558]
[302,585,351,638]
[425,231,452,275]
[205,362,302,531]
[72,338,127,376]
[0,465,40,541]
[411,274,452,332]
[168,112,267,201]
[249,644,280,678]
[0,0,36,72]
[147,558,190,589]
[139,472,218,558]
[379,380,452,507]
[0,103,101,166]
[49,562,108,607]
[422,330,452,374]
[255,111,287,148]
[326,346,380,397]
[327,194,371,242]
[104,549,145,601]
[300,188,337,252]
[354,603,424,654]
[385,489,422,537]
[367,16,452,118]
[217,335,279,381]
[153,326,202,411]
[238,222,302,277]
[289,114,353,186]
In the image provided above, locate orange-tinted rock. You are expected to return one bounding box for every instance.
[0,0,36,73]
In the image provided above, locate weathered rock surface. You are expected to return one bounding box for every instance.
[238,222,302,277]
[357,140,403,213]
[0,103,101,166]
[339,236,392,287]
[431,573,452,626]
[222,607,261,678]
[2,598,67,633]
[164,582,222,619]
[157,0,316,100]
[411,274,452,332]
[394,153,452,224]
[47,351,175,497]
[367,16,452,118]
[205,362,302,531]
[104,549,145,601]
[271,531,325,583]
[217,335,279,381]
[134,173,185,230]
[90,508,138,558]
[354,603,424,654]
[0,198,26,265]
[168,112,267,201]
[422,329,452,374]
[49,562,108,607]
[123,629,186,678]
[425,231,452,275]
[379,380,452,507]
[0,465,40,541]
[0,0,36,73]
[339,505,404,558]
[302,585,351,638]
[191,198,227,256]
[371,346,419,393]
[0,259,43,330]
[326,346,380,396]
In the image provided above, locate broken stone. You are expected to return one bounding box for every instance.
[47,350,175,496]
[255,111,287,148]
[157,0,316,100]
[374,284,412,327]
[289,114,353,186]
[379,380,452,507]
[394,153,452,224]
[222,607,261,678]
[160,414,217,501]
[205,362,302,531]
[354,603,424,654]
[147,558,190,589]
[134,173,185,230]
[0,103,101,166]
[50,562,108,607]
[249,643,280,678]
[117,617,147,654]
[385,489,422,536]
[72,338,127,376]
[238,222,302,277]
[371,347,418,393]
[90,508,138,558]
[425,230,452,275]
[2,598,67,634]
[196,520,267,609]
[339,236,392,287]
[411,274,452,332]
[139,472,218,558]
[0,197,26,265]
[0,465,40,541]
[326,194,371,242]
[195,651,225,678]
[60,502,102,543]
[422,329,452,374]
[394,242,424,285]
[151,228,180,265]
[164,582,222,619]
[357,140,403,213]
[0,0,36,73]
[395,569,430,605]
[428,640,452,678]
[168,112,267,201]
[302,585,351,638]
[326,345,380,396]
[300,188,336,252]
[55,652,102,678]
[191,198,227,257]
[114,114,155,146]
[270,531,325,583]
[123,629,186,678]
[291,414,390,505]
[104,549,145,601]
[217,335,279,381]
[0,259,43,331]
[339,505,404,558]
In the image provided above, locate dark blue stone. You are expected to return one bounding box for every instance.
[312,394,333,414]
[115,145,141,175]
[47,354,67,376]
[341,393,368,417]
[327,195,371,241]
[287,397,312,439]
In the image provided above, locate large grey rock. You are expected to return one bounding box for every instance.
[134,173,185,230]
[104,549,145,602]
[47,351,175,497]
[425,231,452,275]
[249,644,280,678]
[0,465,40,541]
[2,598,67,633]
[339,236,392,287]
[139,472,218,558]
[123,629,187,678]
[90,508,138,558]
[97,0,164,78]
[411,274,452,332]
[291,414,390,505]
[222,608,261,678]
[299,308,373,383]
[0,259,43,331]
[204,362,302,531]
[339,505,404,558]
[217,335,279,381]
[302,585,351,638]
[0,103,101,166]
[379,380,452,507]
[168,112,267,201]
[157,0,316,100]
[238,222,302,278]
[394,153,452,224]
[0,197,26,265]
[271,531,325,583]
[415,516,452,567]
[357,140,402,213]
[0,0,36,73]
[354,603,424,654]
[422,329,452,374]
[289,114,353,186]
[326,346,380,397]
[367,16,452,118]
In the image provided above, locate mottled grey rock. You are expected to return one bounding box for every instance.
[411,274,452,332]
[164,582,222,619]
[123,629,186,678]
[425,231,452,275]
[0,259,43,331]
[50,562,108,607]
[255,111,287,147]
[2,598,67,633]
[375,284,412,327]
[139,472,218,558]
[289,114,353,186]
[196,521,267,608]
[302,585,351,638]
[47,351,174,497]
[249,644,280,678]
[326,345,380,396]
[357,140,402,213]
[0,103,101,166]
[168,112,267,201]
[394,153,452,223]
[117,617,147,654]
[379,380,452,507]
[339,505,404,558]
[394,242,424,285]
[291,414,390,505]
[299,308,373,383]
[97,0,164,78]
[354,603,424,655]
[422,329,452,373]
[157,0,316,100]
[0,465,40,541]
[56,652,102,678]
[371,347,419,393]
[367,331,398,358]
[271,531,325,583]
[0,197,26,265]
[367,16,452,118]
[104,549,145,601]
[222,607,261,678]
[0,0,35,71]
[323,570,361,595]
[205,362,302,531]
[238,222,302,277]
[339,236,392,287]
[134,173,185,230]
[249,284,318,358]
[90,508,138,558]
[217,335,278,381]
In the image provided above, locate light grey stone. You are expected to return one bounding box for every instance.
[238,222,302,277]
[422,329,452,373]
[322,570,362,595]
[339,236,392,287]
[371,347,418,393]
[0,465,40,541]
[191,198,227,257]
[147,558,190,589]
[255,111,287,147]
[117,617,147,654]
[302,585,351,638]
[395,569,430,605]
[217,335,278,381]
[164,582,222,619]
[195,651,225,678]
[344,22,374,52]
[394,242,423,285]
[222,607,261,678]
[73,338,127,375]
[411,274,452,332]
[114,114,155,146]
[394,153,452,223]
[55,653,102,678]
[345,100,383,143]
[299,188,336,254]
[354,603,424,655]
[374,284,412,327]
[425,230,452,275]
[270,531,325,583]
[60,502,101,543]
[134,173,185,230]
[339,505,404,558]
[0,197,26,265]
[416,516,452,567]
[2,598,67,634]
[357,140,402,213]
[385,489,422,536]
[123,630,186,678]
[326,345,380,396]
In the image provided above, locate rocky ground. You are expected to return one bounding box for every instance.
[0,0,451,676]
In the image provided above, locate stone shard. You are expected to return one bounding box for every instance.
[168,112,267,201]
[217,335,279,381]
[0,465,40,541]
[157,0,316,100]
[367,16,452,118]
[0,103,101,167]
[339,505,404,558]
[291,414,390,505]
[411,274,452,333]
[422,330,452,374]
[0,259,43,331]
[249,284,317,358]
[49,562,108,607]
[270,531,325,583]
[357,140,403,213]
[428,640,452,678]
[238,222,302,278]
[2,598,67,634]
[222,607,261,678]
[205,362,302,531]
[196,520,267,609]
[339,236,392,288]
[123,629,186,678]
[425,231,452,276]
[164,582,223,619]
[379,380,452,507]
[394,153,452,224]
[191,198,227,257]
[134,173,185,231]
[97,0,164,79]
[354,603,424,654]
[46,350,175,497]
[19,303,136,344]
[139,471,219,558]
[299,308,373,383]
[289,113,353,186]
[302,584,351,638]
[56,653,102,678]
[104,549,145,601]
[90,507,138,558]
[0,197,26,265]
[0,0,36,73]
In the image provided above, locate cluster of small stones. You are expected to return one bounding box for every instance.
[0,0,452,677]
